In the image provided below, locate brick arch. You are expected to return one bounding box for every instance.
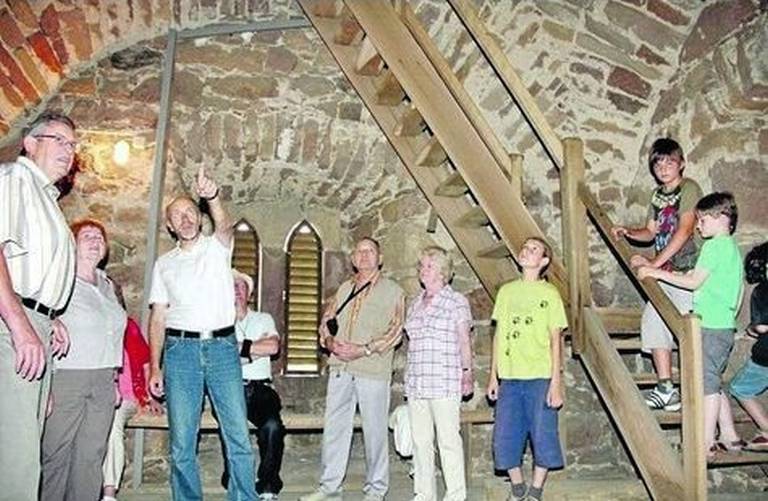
[0,0,280,135]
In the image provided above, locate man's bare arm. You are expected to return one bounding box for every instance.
[0,245,45,380]
[148,303,167,397]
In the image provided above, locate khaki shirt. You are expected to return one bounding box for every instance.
[328,275,404,380]
[0,156,75,310]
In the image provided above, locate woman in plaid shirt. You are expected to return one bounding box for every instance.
[404,246,474,501]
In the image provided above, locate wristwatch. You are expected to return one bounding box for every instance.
[363,342,373,357]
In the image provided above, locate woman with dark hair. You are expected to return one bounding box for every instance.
[40,219,127,501]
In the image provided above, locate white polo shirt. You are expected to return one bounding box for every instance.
[149,235,235,331]
[237,310,278,381]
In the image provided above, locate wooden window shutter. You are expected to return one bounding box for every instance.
[232,219,260,308]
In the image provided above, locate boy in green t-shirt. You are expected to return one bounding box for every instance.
[639,192,744,458]
[487,237,568,501]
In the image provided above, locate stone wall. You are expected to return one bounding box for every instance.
[1,0,767,491]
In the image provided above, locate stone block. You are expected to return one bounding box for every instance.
[0,44,38,101]
[131,76,161,103]
[688,127,751,164]
[760,129,768,156]
[290,75,334,97]
[607,90,645,114]
[646,0,689,26]
[585,13,635,54]
[172,71,204,108]
[265,46,297,73]
[575,32,661,81]
[570,61,604,82]
[635,44,668,66]
[51,35,69,66]
[710,159,767,227]
[681,0,757,63]
[607,66,651,99]
[59,7,92,61]
[604,0,685,51]
[7,0,37,29]
[338,101,361,121]
[541,19,574,42]
[650,86,680,125]
[12,46,48,94]
[176,43,265,74]
[0,8,26,48]
[39,4,60,36]
[27,31,63,74]
[0,71,25,108]
[209,75,278,101]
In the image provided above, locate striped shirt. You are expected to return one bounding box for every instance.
[405,285,472,399]
[0,156,75,310]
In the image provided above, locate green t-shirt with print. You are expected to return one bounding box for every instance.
[491,279,568,379]
[694,235,743,329]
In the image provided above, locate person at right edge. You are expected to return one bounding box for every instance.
[612,138,702,412]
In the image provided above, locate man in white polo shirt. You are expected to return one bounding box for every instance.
[148,167,256,501]
[219,269,284,500]
[1,111,75,501]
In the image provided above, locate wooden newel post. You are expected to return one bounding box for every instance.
[680,314,707,501]
[560,138,589,354]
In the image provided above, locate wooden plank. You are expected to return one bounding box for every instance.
[434,171,468,197]
[477,241,511,259]
[506,153,523,200]
[581,307,684,500]
[333,6,362,45]
[456,206,489,228]
[632,371,680,386]
[375,70,405,105]
[595,307,642,334]
[395,104,425,136]
[560,138,590,353]
[313,0,340,18]
[355,36,383,75]
[400,3,512,179]
[415,135,448,166]
[296,1,518,297]
[679,315,706,501]
[343,0,568,298]
[447,0,564,169]
[578,182,687,337]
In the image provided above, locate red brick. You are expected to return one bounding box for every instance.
[646,0,689,26]
[636,44,668,66]
[0,72,25,108]
[51,35,69,66]
[607,66,651,99]
[40,4,60,35]
[13,47,48,94]
[27,31,63,74]
[0,119,8,136]
[0,44,38,101]
[7,0,38,29]
[59,8,92,60]
[0,8,27,48]
[681,0,757,63]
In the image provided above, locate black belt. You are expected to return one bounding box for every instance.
[20,297,63,320]
[245,378,272,385]
[166,325,235,339]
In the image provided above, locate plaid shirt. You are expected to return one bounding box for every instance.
[405,285,471,399]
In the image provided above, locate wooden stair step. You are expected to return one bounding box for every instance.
[707,450,768,467]
[395,105,425,136]
[477,241,511,259]
[654,407,753,426]
[632,371,680,386]
[375,70,405,105]
[313,0,339,18]
[434,171,468,197]
[334,6,362,45]
[593,307,642,334]
[456,206,489,228]
[612,336,677,351]
[415,136,447,166]
[355,37,383,75]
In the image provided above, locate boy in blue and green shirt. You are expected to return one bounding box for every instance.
[487,237,568,501]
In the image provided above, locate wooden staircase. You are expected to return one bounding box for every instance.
[295,1,768,499]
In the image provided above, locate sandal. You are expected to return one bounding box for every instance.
[706,444,719,462]
[745,434,768,452]
[717,439,747,452]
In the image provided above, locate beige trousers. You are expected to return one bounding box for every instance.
[0,309,52,501]
[408,397,466,501]
[102,399,139,488]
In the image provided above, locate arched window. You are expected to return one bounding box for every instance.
[284,221,322,375]
[232,219,261,308]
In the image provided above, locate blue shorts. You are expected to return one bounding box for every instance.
[730,359,768,400]
[493,379,563,470]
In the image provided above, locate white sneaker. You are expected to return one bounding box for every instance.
[645,387,681,411]
[259,493,278,501]
[298,490,341,501]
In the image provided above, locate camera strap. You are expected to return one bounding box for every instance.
[335,280,372,317]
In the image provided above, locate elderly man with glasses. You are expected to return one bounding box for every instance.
[0,111,77,500]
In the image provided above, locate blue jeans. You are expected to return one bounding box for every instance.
[164,334,256,501]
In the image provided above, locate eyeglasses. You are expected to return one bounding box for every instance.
[33,134,79,152]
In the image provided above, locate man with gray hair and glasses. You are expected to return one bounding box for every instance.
[0,111,77,500]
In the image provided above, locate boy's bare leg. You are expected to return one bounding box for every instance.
[507,467,528,499]
[704,394,721,450]
[652,349,672,380]
[531,466,548,488]
[740,398,768,432]
[717,393,741,443]
[508,467,524,485]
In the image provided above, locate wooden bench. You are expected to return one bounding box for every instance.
[127,408,493,488]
